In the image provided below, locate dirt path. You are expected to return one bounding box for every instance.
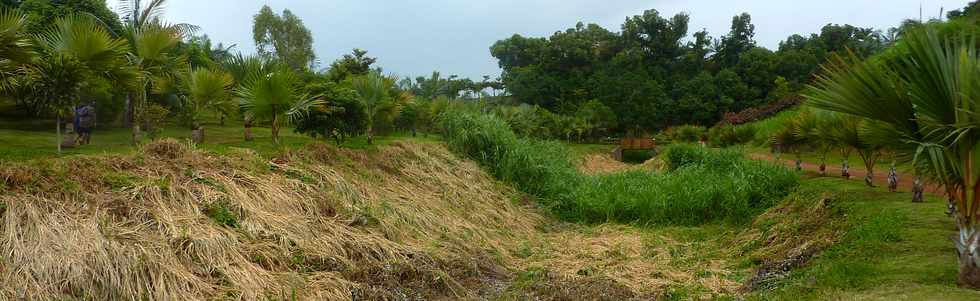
[747,153,945,197]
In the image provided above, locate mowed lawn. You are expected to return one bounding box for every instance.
[0,116,437,161]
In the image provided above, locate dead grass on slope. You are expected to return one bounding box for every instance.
[0,139,544,300]
[0,139,763,300]
[578,154,665,175]
[730,191,846,291]
[508,225,741,299]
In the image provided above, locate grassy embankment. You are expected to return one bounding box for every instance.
[2,107,980,299]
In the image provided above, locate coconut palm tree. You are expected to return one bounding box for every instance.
[236,67,320,144]
[184,68,233,143]
[25,14,131,154]
[806,27,980,287]
[0,8,33,93]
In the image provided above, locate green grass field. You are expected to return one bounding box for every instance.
[0,118,437,161]
[3,109,979,299]
[745,177,977,300]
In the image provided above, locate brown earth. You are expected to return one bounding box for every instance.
[748,153,945,197]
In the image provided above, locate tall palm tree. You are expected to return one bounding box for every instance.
[116,0,195,145]
[0,8,33,93]
[806,27,980,287]
[27,14,131,154]
[236,67,319,144]
[184,68,232,143]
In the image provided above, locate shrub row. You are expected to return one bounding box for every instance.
[439,111,800,225]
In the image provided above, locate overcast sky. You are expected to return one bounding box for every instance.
[136,0,969,79]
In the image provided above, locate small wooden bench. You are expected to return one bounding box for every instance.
[611,138,656,161]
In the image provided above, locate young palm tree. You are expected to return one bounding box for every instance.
[351,71,401,144]
[0,9,33,93]
[224,54,276,141]
[236,68,320,144]
[806,27,980,287]
[184,68,233,143]
[117,0,196,145]
[27,14,131,154]
[773,111,812,171]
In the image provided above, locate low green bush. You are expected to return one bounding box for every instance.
[672,125,707,143]
[439,110,800,225]
[708,124,757,147]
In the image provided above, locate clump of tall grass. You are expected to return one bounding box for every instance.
[439,111,800,225]
[657,125,707,144]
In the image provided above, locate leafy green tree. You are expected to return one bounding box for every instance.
[294,79,366,144]
[253,5,315,71]
[716,12,756,68]
[236,67,320,144]
[18,0,123,34]
[734,47,776,106]
[325,48,376,82]
[806,27,980,286]
[22,13,131,153]
[949,1,980,19]
[575,99,617,140]
[396,97,433,137]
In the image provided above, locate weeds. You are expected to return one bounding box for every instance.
[439,111,800,225]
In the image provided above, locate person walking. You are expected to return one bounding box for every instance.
[76,102,96,145]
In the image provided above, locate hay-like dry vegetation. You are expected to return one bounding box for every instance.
[0,139,774,300]
[0,139,545,300]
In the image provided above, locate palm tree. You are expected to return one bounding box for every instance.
[351,71,403,144]
[772,111,811,171]
[236,67,319,144]
[184,68,233,143]
[224,54,277,141]
[0,8,33,93]
[26,14,131,154]
[806,27,980,287]
[116,0,195,145]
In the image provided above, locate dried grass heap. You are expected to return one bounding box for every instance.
[0,140,541,300]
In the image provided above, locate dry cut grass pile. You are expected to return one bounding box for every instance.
[0,139,543,300]
[0,139,783,300]
[578,154,664,175]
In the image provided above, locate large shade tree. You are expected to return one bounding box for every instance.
[806,27,980,288]
[252,5,315,72]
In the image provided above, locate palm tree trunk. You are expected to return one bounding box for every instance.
[244,119,254,141]
[955,218,980,288]
[272,115,280,145]
[130,91,142,146]
[366,122,374,145]
[56,115,62,155]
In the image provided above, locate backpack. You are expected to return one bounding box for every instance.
[79,106,96,128]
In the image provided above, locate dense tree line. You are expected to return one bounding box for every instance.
[490,9,890,132]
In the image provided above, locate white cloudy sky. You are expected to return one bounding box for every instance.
[125,0,970,79]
